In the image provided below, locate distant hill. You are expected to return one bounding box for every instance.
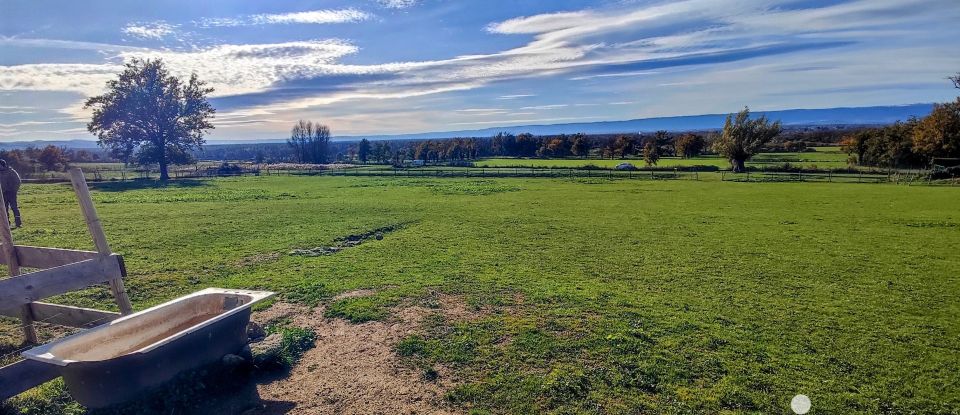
[1,104,934,148]
[339,103,934,141]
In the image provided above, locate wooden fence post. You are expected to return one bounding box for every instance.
[0,190,37,343]
[69,168,133,315]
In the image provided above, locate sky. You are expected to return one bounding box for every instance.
[1,0,959,142]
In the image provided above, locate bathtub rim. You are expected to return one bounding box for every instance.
[22,287,274,366]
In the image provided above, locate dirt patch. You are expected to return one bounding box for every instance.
[239,295,480,415]
[289,225,402,257]
[332,289,377,301]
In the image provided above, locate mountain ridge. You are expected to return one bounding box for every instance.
[0,103,934,148]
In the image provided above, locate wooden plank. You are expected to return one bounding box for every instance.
[0,245,99,269]
[0,359,60,401]
[0,189,36,343]
[69,168,133,315]
[0,302,119,329]
[0,255,124,308]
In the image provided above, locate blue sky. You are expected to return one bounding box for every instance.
[1,0,958,141]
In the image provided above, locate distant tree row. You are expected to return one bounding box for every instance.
[842,78,960,168]
[0,146,104,175]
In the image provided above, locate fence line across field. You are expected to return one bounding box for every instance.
[16,164,954,186]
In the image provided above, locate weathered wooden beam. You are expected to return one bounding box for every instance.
[0,359,60,401]
[0,302,120,329]
[0,187,36,343]
[0,255,124,308]
[0,245,99,269]
[70,168,133,315]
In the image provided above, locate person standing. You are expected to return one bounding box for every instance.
[0,160,22,227]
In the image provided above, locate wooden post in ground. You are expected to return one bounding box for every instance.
[69,168,133,315]
[0,190,37,343]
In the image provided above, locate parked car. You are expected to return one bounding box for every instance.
[615,162,637,171]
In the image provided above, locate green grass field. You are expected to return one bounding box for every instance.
[2,176,958,414]
[475,147,853,170]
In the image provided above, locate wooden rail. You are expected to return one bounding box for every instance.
[0,255,125,308]
[0,245,99,269]
[0,303,120,329]
[0,360,60,401]
[0,168,134,402]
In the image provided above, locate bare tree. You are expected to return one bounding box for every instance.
[287,120,330,163]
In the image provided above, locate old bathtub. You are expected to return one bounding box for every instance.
[22,288,273,408]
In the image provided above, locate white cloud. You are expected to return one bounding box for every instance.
[122,22,178,40]
[486,11,591,35]
[198,9,371,27]
[378,0,418,9]
[0,64,122,96]
[497,94,535,100]
[117,40,363,96]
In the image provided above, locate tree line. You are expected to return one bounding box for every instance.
[76,59,959,178]
[841,75,959,169]
[0,146,109,176]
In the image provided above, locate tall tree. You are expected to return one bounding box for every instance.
[712,107,782,172]
[287,120,331,164]
[840,130,873,165]
[85,59,214,180]
[950,72,960,90]
[358,138,371,163]
[570,133,590,157]
[674,133,705,159]
[38,145,69,172]
[913,99,960,162]
[643,139,661,166]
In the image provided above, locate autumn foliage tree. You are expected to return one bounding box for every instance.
[37,145,69,171]
[674,133,705,158]
[85,59,214,180]
[642,139,660,166]
[712,107,782,172]
[912,99,960,161]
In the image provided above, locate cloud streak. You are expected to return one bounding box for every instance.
[197,9,371,27]
[122,22,178,40]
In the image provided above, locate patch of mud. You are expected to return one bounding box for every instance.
[290,225,401,257]
[237,295,482,415]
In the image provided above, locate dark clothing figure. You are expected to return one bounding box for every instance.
[0,161,22,227]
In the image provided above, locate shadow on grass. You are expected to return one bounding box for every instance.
[90,179,212,192]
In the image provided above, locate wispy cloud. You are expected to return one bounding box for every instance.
[451,116,603,126]
[497,94,535,100]
[198,9,371,27]
[378,0,418,9]
[122,22,178,40]
[520,104,568,110]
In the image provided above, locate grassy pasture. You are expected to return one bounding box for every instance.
[1,176,958,414]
